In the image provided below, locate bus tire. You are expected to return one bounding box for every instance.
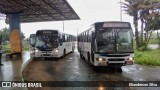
[79,50,83,59]
[80,53,83,59]
[113,66,122,73]
[63,49,66,57]
[32,57,36,60]
[91,50,94,62]
[72,48,74,53]
[87,52,92,65]
[117,67,122,73]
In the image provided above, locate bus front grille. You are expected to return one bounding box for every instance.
[100,54,130,57]
[43,54,51,56]
[108,59,125,61]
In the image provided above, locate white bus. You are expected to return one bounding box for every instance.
[77,21,134,68]
[30,29,75,59]
[29,34,36,52]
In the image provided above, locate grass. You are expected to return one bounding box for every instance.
[135,49,160,66]
[2,43,11,53]
[22,40,29,51]
[134,38,160,66]
[148,38,159,44]
[2,40,29,53]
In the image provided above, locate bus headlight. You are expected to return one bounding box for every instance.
[35,50,38,52]
[96,58,106,61]
[30,51,35,53]
[128,57,134,61]
[55,49,58,53]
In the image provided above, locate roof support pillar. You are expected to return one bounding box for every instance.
[8,13,22,55]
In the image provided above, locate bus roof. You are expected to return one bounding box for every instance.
[78,21,132,35]
[36,30,59,34]
[36,29,60,32]
[36,29,75,36]
[94,21,131,29]
[93,21,130,24]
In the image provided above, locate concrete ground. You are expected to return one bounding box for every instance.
[22,51,160,90]
[0,52,30,90]
[0,49,160,90]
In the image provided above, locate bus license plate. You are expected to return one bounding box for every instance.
[108,61,125,64]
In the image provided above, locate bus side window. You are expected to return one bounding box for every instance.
[59,34,63,45]
[87,30,89,42]
[67,35,69,42]
[63,34,65,42]
[82,33,84,42]
[89,30,92,42]
[83,32,86,42]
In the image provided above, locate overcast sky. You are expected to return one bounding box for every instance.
[0,0,133,38]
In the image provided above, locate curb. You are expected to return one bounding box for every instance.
[20,58,32,81]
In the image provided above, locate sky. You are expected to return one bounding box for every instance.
[0,0,133,38]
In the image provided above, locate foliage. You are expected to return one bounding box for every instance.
[2,40,29,53]
[2,43,11,53]
[22,40,29,51]
[148,38,159,44]
[135,49,160,66]
[0,27,28,53]
[0,27,26,43]
[21,32,26,40]
[0,27,10,44]
[122,0,160,51]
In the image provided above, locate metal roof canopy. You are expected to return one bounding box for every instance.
[0,0,80,23]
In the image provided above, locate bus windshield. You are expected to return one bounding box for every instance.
[35,34,58,50]
[96,29,133,53]
[29,34,36,47]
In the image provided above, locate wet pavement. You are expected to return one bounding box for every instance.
[0,52,30,90]
[22,50,160,90]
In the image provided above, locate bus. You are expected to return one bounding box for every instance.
[30,29,75,59]
[77,21,134,68]
[29,34,36,53]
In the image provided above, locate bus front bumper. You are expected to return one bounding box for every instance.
[95,57,134,66]
[34,52,61,58]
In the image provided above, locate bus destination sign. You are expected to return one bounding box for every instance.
[43,31,52,34]
[103,22,130,28]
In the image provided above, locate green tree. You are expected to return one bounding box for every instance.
[0,27,26,43]
[0,27,10,44]
[122,0,160,51]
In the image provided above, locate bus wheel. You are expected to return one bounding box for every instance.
[117,67,122,73]
[72,48,74,53]
[32,57,36,60]
[114,67,122,73]
[80,54,83,59]
[87,52,91,65]
[91,51,94,62]
[63,49,66,57]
